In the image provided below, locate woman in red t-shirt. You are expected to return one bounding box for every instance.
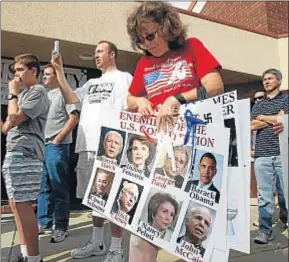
[126,2,224,261]
[127,2,224,133]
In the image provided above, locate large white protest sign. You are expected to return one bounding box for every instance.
[209,247,230,262]
[229,98,251,253]
[278,114,288,211]
[211,93,251,254]
[197,91,246,252]
[83,100,230,262]
[208,90,242,167]
[209,98,251,261]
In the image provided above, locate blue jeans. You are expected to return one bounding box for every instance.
[254,156,288,235]
[37,143,70,230]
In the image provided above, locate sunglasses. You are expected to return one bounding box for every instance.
[136,29,159,45]
[254,96,265,101]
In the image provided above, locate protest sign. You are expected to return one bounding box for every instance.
[209,247,230,262]
[203,90,242,167]
[209,93,251,253]
[196,91,245,251]
[278,114,288,211]
[229,99,251,253]
[83,100,230,262]
[209,98,251,261]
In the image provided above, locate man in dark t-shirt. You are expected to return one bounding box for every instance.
[251,68,288,245]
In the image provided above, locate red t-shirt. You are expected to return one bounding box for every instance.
[129,37,221,108]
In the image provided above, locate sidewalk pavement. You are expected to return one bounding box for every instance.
[1,199,288,262]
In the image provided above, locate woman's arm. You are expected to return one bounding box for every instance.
[127,94,154,116]
[183,70,224,101]
[157,70,224,132]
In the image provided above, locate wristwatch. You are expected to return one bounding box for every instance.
[7,94,18,100]
[174,93,187,105]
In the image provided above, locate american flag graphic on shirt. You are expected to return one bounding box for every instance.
[144,58,193,98]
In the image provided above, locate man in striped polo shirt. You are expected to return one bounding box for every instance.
[251,68,288,244]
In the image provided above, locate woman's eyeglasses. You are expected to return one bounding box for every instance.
[136,29,159,45]
[254,96,265,102]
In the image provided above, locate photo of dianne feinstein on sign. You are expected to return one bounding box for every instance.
[176,201,216,258]
[110,179,143,226]
[138,187,183,242]
[121,133,157,180]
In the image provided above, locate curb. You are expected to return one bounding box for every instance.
[1,203,37,214]
[1,205,12,214]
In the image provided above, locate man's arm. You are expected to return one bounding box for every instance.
[2,79,29,134]
[250,119,269,131]
[51,52,80,104]
[250,105,281,131]
[7,78,21,116]
[256,115,278,125]
[8,96,19,116]
[255,110,285,126]
[2,112,28,135]
[4,100,28,134]
[52,111,79,144]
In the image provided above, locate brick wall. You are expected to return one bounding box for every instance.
[201,1,288,36]
[266,2,288,36]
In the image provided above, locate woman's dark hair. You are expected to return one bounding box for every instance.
[127,1,187,55]
[126,135,155,166]
[148,192,178,225]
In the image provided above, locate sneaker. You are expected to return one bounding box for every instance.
[13,256,43,262]
[279,220,288,230]
[253,220,277,227]
[253,220,259,227]
[38,225,53,235]
[254,232,274,244]
[71,239,107,259]
[12,255,25,262]
[50,229,68,243]
[101,251,125,262]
